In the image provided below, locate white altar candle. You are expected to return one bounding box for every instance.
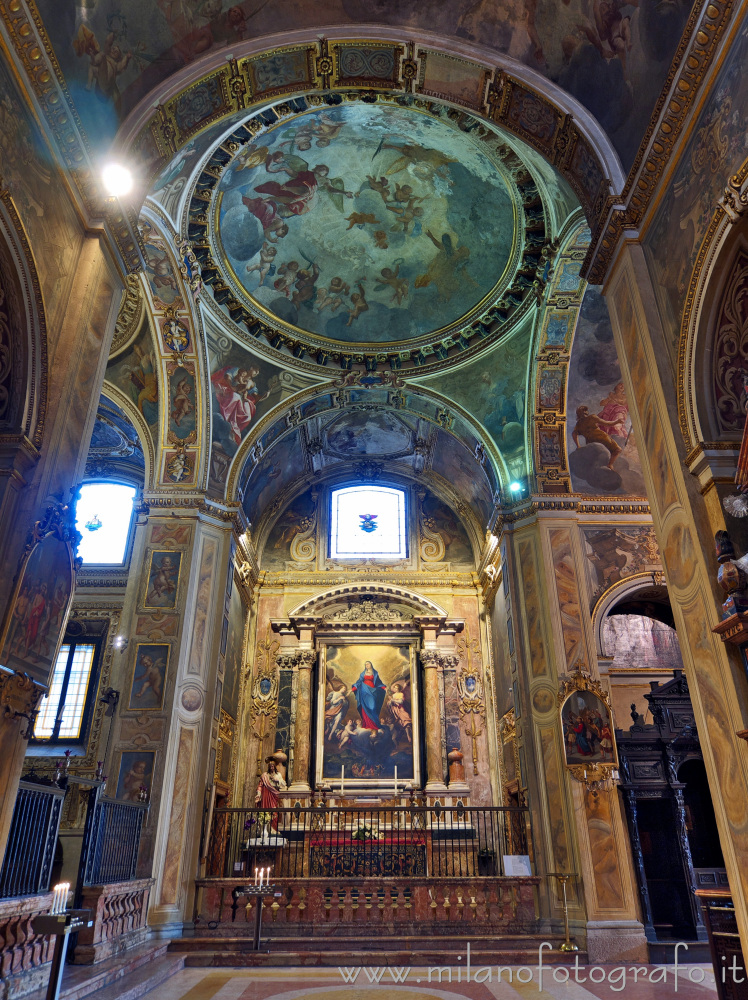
[254,867,258,885]
[259,867,264,888]
[394,766,398,796]
[341,765,345,795]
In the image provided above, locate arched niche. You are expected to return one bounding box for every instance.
[254,468,481,575]
[593,576,684,727]
[231,386,501,537]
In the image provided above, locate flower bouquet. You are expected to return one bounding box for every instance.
[351,821,381,841]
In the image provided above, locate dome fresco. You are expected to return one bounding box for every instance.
[213,103,517,348]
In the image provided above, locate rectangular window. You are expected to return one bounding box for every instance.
[330,485,407,560]
[34,642,98,742]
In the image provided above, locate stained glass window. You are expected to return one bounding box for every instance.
[330,485,407,560]
[76,483,137,564]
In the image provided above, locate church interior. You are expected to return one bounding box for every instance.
[1,1,748,998]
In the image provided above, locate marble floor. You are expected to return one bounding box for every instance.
[148,963,720,1000]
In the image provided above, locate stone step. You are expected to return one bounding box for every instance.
[173,933,567,950]
[23,941,181,1000]
[172,940,586,968]
[75,955,184,1000]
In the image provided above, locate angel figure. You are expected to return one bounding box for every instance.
[73,25,133,115]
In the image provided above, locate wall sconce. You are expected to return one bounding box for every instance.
[99,688,120,717]
[113,636,129,651]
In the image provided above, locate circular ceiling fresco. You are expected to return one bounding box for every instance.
[212,103,517,348]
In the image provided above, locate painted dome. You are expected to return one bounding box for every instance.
[211,102,518,350]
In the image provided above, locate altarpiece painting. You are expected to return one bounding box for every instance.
[317,643,420,788]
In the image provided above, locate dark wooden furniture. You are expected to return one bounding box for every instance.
[695,890,748,1000]
[616,670,725,948]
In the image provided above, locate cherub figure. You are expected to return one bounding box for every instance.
[366,175,390,203]
[345,211,380,230]
[246,243,277,286]
[273,260,300,297]
[373,230,389,249]
[387,199,424,234]
[375,265,408,305]
[147,556,178,604]
[171,376,193,427]
[346,282,369,326]
[73,26,133,115]
[316,276,350,313]
[392,183,422,204]
[134,653,165,703]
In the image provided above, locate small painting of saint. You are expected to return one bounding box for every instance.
[561,690,617,766]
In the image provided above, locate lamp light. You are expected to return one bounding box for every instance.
[102,163,134,198]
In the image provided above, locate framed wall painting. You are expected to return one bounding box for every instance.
[559,670,618,784]
[0,499,80,687]
[127,643,170,711]
[142,550,182,610]
[316,642,420,790]
[116,750,155,802]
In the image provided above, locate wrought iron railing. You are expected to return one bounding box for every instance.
[80,794,149,886]
[0,781,66,898]
[204,800,532,880]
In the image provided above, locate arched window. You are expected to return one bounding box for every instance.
[329,485,407,560]
[75,483,137,565]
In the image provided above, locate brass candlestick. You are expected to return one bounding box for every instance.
[547,872,579,952]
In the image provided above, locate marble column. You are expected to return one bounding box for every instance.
[420,649,448,793]
[287,650,315,794]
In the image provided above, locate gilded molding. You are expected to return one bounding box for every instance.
[584,0,732,284]
[111,275,146,356]
[0,669,43,723]
[678,152,748,452]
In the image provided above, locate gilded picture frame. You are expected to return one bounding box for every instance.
[142,549,182,610]
[559,669,618,785]
[316,641,420,791]
[127,643,170,711]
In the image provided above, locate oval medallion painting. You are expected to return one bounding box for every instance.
[215,104,516,346]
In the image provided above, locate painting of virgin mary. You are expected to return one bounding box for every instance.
[318,644,418,785]
[351,660,387,730]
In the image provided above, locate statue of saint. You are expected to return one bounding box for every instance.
[254,758,287,811]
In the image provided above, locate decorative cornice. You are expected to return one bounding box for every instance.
[138,493,241,523]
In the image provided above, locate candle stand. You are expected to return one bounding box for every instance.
[546,873,579,952]
[32,910,92,1000]
[231,885,281,950]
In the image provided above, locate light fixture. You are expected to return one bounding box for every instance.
[509,481,523,493]
[102,163,134,198]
